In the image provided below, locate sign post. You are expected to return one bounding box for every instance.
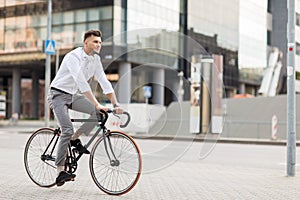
[287,0,296,177]
[143,86,152,104]
[44,0,52,127]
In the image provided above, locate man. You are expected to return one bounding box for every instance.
[47,29,123,186]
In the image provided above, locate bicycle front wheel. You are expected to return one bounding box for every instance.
[89,131,142,195]
[24,128,58,187]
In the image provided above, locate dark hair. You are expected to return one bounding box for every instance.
[83,29,102,41]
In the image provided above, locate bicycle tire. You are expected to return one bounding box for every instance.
[24,128,58,187]
[89,131,142,195]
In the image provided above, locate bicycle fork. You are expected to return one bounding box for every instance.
[103,130,120,167]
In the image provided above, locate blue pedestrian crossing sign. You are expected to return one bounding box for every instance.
[45,40,56,55]
[143,86,152,99]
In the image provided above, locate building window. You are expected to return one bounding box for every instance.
[296,13,300,26]
[75,23,86,44]
[63,11,74,24]
[88,8,100,21]
[53,13,62,25]
[267,0,272,13]
[75,9,87,23]
[0,19,4,51]
[267,30,271,45]
[296,42,300,55]
[296,71,300,81]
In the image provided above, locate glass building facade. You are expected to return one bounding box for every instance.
[0,1,114,53]
[127,0,179,31]
[0,0,182,63]
[1,0,273,119]
[0,0,188,119]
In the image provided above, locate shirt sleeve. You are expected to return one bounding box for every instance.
[65,53,91,93]
[94,58,114,94]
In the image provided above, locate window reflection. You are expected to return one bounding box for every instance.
[127,0,179,32]
[88,22,99,30]
[75,23,86,44]
[63,11,74,24]
[53,13,62,25]
[0,2,181,53]
[75,9,86,23]
[100,6,112,20]
[0,19,4,51]
[88,8,100,21]
[124,0,180,65]
[62,25,75,47]
[1,6,113,53]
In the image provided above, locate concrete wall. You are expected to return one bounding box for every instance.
[147,95,300,140]
[148,101,191,137]
[223,95,300,140]
[70,95,299,140]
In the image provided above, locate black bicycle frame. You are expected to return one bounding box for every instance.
[46,109,129,171]
[42,128,60,160]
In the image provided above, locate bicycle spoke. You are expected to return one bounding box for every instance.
[90,131,142,195]
[24,128,57,187]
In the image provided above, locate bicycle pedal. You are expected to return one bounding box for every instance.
[65,177,75,182]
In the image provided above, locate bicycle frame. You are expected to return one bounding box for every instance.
[42,109,129,172]
[41,129,60,162]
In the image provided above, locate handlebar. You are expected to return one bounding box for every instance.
[99,109,131,128]
[119,111,130,128]
[71,108,131,128]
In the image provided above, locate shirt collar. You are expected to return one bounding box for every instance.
[81,47,95,61]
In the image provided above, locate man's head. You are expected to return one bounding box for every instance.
[83,29,102,55]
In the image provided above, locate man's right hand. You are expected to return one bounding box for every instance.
[113,106,124,114]
[96,104,109,112]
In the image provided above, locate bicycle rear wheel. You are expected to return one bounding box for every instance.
[24,128,58,187]
[89,131,142,195]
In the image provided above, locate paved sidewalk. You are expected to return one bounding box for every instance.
[1,130,300,200]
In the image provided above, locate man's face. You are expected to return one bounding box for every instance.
[84,35,102,55]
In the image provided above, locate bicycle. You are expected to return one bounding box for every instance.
[23,109,142,196]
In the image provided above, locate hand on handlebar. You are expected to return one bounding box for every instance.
[113,106,124,114]
[96,104,123,114]
[97,106,130,128]
[96,105,109,112]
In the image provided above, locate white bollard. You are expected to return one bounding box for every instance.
[271,115,278,140]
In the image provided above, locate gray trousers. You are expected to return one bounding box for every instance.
[47,90,98,166]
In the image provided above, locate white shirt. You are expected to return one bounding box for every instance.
[50,47,114,95]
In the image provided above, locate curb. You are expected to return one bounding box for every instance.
[1,120,299,146]
[130,133,299,146]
